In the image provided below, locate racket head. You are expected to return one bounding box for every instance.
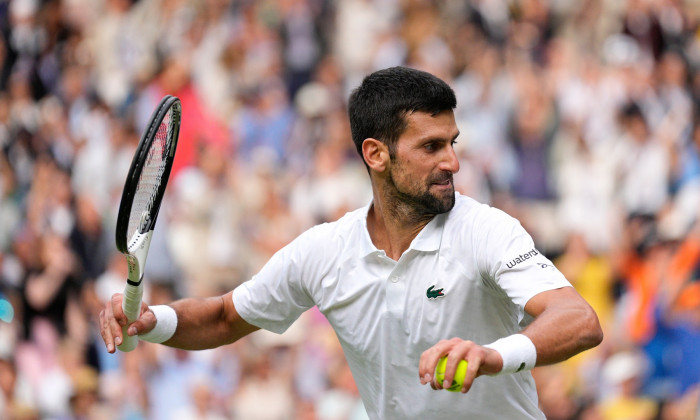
[115,95,181,255]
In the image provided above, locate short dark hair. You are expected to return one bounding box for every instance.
[348,66,457,163]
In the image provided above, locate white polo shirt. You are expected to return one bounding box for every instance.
[232,193,571,419]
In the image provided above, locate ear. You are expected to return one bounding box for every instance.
[362,138,390,173]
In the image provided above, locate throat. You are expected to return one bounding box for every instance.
[387,199,437,227]
[366,202,432,261]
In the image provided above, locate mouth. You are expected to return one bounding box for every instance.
[430,176,454,190]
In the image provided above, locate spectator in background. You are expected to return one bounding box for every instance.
[147,349,222,420]
[137,53,230,182]
[172,378,227,420]
[551,120,618,254]
[236,78,296,166]
[59,365,108,420]
[169,139,248,297]
[0,356,35,420]
[508,62,562,253]
[599,350,658,420]
[278,0,327,98]
[452,42,516,196]
[640,216,700,402]
[229,349,296,420]
[69,194,110,283]
[289,114,370,226]
[673,117,700,192]
[620,103,671,215]
[0,152,20,253]
[21,232,81,341]
[70,113,138,215]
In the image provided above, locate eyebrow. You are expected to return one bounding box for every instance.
[422,131,460,143]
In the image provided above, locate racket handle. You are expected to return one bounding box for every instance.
[117,282,143,352]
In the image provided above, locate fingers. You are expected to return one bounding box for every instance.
[100,294,126,353]
[111,293,129,327]
[100,293,156,353]
[419,338,466,389]
[418,338,456,387]
[99,294,155,353]
[99,309,115,353]
[419,338,490,394]
[438,341,480,393]
[461,350,484,393]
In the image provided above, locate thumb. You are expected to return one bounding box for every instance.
[126,309,157,336]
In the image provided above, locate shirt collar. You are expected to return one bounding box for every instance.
[358,202,446,257]
[409,212,446,252]
[358,202,380,258]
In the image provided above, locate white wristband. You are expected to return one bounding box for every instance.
[138,305,178,344]
[484,334,537,375]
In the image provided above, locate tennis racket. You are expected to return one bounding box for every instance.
[115,95,181,352]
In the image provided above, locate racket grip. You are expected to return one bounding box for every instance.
[117,282,144,352]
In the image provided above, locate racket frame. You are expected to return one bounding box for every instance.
[115,95,181,352]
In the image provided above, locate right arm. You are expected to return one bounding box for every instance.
[101,224,326,353]
[99,291,259,353]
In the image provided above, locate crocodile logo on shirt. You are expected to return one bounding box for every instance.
[426,285,445,299]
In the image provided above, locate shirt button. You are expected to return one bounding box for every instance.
[390,276,399,283]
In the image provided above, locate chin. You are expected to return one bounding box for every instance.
[437,197,456,214]
[425,190,455,214]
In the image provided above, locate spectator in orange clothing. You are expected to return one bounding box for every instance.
[613,212,700,400]
[615,214,664,345]
[616,213,700,345]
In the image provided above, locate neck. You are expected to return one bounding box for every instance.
[366,185,435,261]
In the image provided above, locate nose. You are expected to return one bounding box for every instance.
[439,144,460,174]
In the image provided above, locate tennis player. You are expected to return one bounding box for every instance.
[100,66,603,419]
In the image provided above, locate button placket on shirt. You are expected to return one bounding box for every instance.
[386,260,407,315]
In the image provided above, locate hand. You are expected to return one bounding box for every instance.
[99,293,156,353]
[418,338,503,393]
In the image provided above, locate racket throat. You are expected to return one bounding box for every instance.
[125,230,154,286]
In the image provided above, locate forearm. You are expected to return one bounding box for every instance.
[522,287,603,366]
[161,291,259,350]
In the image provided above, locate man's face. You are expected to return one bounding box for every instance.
[386,110,460,216]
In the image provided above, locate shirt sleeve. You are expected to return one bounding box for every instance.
[477,206,572,319]
[232,229,317,334]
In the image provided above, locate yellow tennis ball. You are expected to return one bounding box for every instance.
[435,357,468,392]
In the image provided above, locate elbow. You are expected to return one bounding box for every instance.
[587,325,604,350]
[582,306,604,350]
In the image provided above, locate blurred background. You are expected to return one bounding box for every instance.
[1,0,700,418]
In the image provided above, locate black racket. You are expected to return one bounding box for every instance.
[115,95,181,352]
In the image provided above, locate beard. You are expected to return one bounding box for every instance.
[387,168,456,218]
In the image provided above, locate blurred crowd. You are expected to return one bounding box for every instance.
[1,0,700,419]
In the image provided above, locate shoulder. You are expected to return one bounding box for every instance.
[442,194,530,266]
[293,205,368,253]
[271,206,368,287]
[303,205,367,236]
[446,193,521,236]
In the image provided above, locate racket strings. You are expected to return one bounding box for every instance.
[127,109,175,239]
